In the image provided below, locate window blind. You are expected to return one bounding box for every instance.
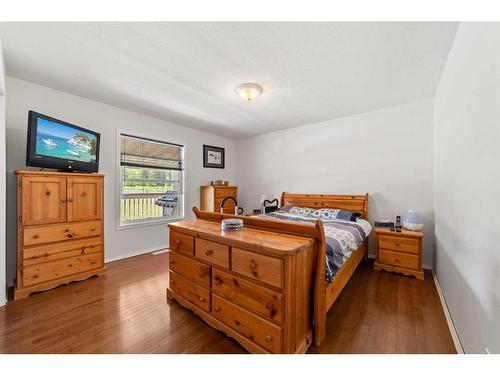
[120,134,184,171]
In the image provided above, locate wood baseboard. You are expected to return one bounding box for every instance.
[432,271,464,354]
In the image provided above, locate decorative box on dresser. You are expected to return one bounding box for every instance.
[15,170,106,299]
[166,219,315,354]
[373,227,424,280]
[200,185,237,214]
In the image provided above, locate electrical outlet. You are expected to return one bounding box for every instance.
[485,347,491,354]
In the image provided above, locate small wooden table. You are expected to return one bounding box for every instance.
[374,227,424,280]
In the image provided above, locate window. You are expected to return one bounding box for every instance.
[119,134,184,226]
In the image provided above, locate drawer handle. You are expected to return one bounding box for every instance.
[67,198,73,203]
[174,239,181,250]
[214,277,222,285]
[205,249,213,256]
[66,234,74,238]
[266,302,273,310]
[265,334,273,343]
[198,296,205,302]
[214,306,220,312]
[60,199,66,203]
[169,259,175,264]
[32,234,39,239]
[33,274,39,279]
[249,259,258,277]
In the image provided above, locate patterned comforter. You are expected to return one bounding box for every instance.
[262,212,372,282]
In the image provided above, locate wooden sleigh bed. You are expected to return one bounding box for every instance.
[174,193,369,350]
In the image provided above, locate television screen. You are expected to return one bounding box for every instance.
[27,111,100,172]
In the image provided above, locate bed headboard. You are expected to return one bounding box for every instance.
[280,192,369,220]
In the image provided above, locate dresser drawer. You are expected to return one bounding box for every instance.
[212,294,283,353]
[232,248,283,288]
[24,220,101,246]
[169,271,211,312]
[23,237,102,266]
[169,230,195,256]
[379,235,419,254]
[169,251,211,287]
[379,249,419,270]
[195,238,229,268]
[23,252,102,286]
[214,187,237,199]
[212,269,283,323]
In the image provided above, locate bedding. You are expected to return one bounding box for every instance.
[262,210,372,282]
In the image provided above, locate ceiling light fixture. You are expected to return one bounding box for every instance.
[235,83,263,101]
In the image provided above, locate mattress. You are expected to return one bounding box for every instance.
[261,211,372,282]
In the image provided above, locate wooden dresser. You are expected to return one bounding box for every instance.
[167,219,314,353]
[15,170,106,299]
[200,185,238,214]
[373,227,424,280]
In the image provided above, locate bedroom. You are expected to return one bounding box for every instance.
[0,0,499,371]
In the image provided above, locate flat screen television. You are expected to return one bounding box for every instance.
[26,111,100,172]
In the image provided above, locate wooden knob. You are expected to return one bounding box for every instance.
[214,306,220,312]
[266,302,273,310]
[60,199,66,203]
[265,335,273,343]
[205,249,213,256]
[214,277,222,285]
[45,190,51,196]
[67,198,73,203]
[33,234,39,239]
[198,296,205,302]
[169,259,175,264]
[33,274,39,279]
[66,234,73,238]
[249,259,258,276]
[174,239,181,250]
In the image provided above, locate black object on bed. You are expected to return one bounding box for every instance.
[262,199,280,214]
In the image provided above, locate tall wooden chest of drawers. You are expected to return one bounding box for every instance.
[200,185,238,214]
[15,170,106,299]
[373,227,424,280]
[167,219,314,354]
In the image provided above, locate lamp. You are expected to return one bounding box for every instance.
[403,210,424,231]
[235,83,263,101]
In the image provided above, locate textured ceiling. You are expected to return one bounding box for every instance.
[0,22,458,138]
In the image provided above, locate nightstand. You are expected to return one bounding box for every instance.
[374,227,424,280]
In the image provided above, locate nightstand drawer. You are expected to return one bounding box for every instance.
[379,235,419,254]
[379,249,419,270]
[169,231,195,256]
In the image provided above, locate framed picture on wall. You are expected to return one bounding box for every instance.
[203,145,225,169]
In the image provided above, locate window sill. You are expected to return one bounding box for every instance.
[117,216,185,231]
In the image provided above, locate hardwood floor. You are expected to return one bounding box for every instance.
[0,252,456,354]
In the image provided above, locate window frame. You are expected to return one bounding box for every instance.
[115,129,186,230]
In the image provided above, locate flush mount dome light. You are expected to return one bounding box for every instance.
[235,83,263,101]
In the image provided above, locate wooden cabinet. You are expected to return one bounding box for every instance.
[167,219,314,354]
[200,186,238,214]
[374,227,424,280]
[15,170,106,299]
[21,175,67,225]
[67,177,103,221]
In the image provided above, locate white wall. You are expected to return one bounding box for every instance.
[5,76,236,289]
[434,23,500,354]
[236,100,434,266]
[0,39,6,305]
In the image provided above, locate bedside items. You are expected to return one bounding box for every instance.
[374,227,424,280]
